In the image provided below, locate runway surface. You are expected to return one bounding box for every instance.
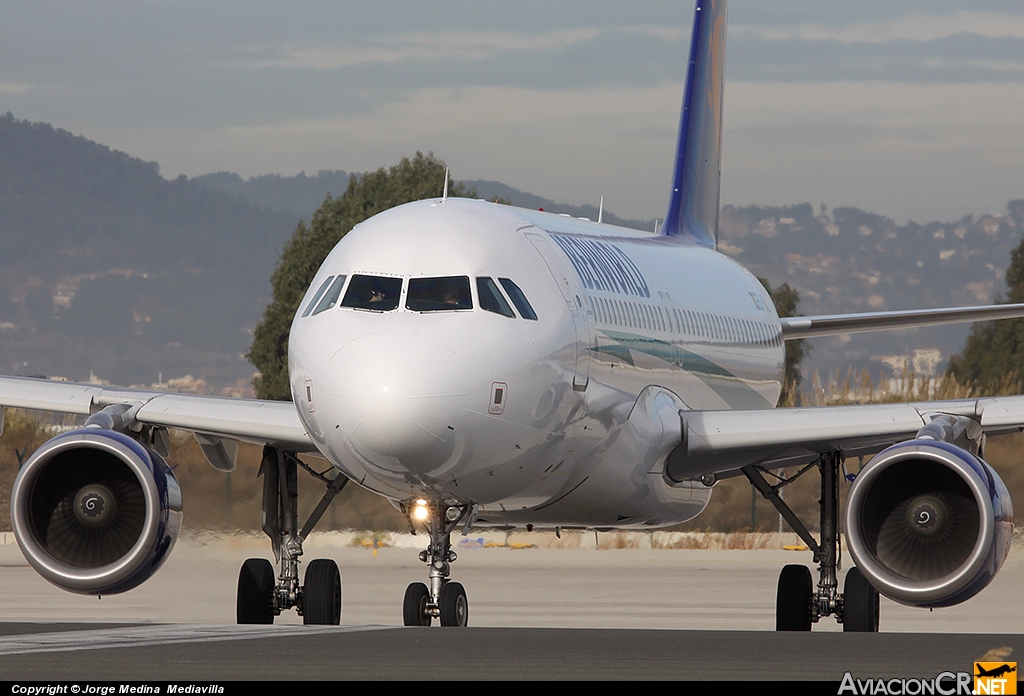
[0,534,1020,680]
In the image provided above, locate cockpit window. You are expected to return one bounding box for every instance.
[341,274,402,311]
[311,275,347,316]
[406,276,473,311]
[498,278,538,320]
[301,275,335,318]
[476,277,515,317]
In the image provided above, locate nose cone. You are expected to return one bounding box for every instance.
[326,332,466,474]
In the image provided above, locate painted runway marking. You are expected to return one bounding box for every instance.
[0,624,396,656]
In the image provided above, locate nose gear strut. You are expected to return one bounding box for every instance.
[403,500,470,627]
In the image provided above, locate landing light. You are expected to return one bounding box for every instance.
[413,501,429,521]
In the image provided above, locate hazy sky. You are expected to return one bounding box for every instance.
[3,1,1024,223]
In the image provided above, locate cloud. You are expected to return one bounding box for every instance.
[216,83,678,141]
[111,81,682,219]
[0,82,32,94]
[725,80,1024,132]
[920,58,1024,75]
[721,79,1024,223]
[244,25,685,70]
[735,11,1024,44]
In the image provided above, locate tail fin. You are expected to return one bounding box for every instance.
[661,0,728,248]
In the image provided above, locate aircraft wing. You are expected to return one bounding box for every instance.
[0,375,315,453]
[780,302,1024,339]
[666,395,1024,481]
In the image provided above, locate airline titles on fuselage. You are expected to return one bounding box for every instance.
[548,233,651,298]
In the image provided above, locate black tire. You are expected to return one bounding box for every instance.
[303,559,342,625]
[237,558,275,625]
[843,566,880,632]
[776,564,813,631]
[439,581,468,627]
[403,582,431,626]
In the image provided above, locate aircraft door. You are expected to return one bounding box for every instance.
[523,230,591,391]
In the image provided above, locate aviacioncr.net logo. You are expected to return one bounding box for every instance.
[839,672,973,695]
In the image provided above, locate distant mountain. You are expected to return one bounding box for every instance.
[193,170,351,220]
[718,201,1024,383]
[192,171,660,233]
[0,114,298,391]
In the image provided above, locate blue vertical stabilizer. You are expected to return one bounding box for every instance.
[662,0,728,248]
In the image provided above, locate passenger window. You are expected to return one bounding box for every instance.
[341,274,402,311]
[311,275,347,316]
[498,278,538,321]
[407,276,472,311]
[302,276,335,318]
[476,277,514,317]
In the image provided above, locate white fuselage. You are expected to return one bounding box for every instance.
[288,198,785,528]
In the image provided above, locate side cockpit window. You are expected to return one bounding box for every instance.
[310,275,347,316]
[407,276,472,311]
[301,276,335,318]
[342,274,402,311]
[498,278,538,320]
[476,277,514,317]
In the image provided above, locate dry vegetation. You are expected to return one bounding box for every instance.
[1,369,1022,535]
[0,410,406,533]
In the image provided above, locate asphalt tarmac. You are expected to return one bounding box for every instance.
[0,533,1020,680]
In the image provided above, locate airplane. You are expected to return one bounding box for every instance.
[0,0,1019,632]
[975,664,1017,679]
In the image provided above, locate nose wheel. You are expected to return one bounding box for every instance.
[403,582,432,626]
[402,499,471,627]
[439,581,469,626]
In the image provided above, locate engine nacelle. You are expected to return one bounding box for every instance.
[11,428,183,595]
[845,439,1013,608]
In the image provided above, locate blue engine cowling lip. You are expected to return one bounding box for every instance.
[10,428,183,595]
[845,439,1012,608]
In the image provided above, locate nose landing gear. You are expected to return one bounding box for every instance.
[402,500,470,627]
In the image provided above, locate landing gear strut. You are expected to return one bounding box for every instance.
[236,445,348,625]
[402,499,470,627]
[743,451,880,632]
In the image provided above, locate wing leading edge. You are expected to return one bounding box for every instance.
[781,302,1024,340]
[666,395,1024,482]
[0,375,315,453]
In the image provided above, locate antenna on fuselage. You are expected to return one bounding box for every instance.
[598,196,604,224]
[442,167,449,202]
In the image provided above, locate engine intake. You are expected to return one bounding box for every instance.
[845,439,1013,608]
[11,429,183,595]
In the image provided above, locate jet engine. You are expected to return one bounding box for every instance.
[10,428,182,595]
[845,439,1013,608]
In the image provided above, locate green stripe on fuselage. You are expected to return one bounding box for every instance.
[595,329,771,409]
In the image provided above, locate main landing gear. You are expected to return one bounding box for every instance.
[743,451,880,633]
[236,445,348,625]
[402,499,470,627]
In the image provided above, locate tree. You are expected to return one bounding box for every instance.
[248,153,475,400]
[947,204,1024,394]
[760,278,807,406]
